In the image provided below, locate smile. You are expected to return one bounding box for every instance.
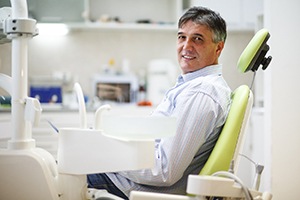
[182,55,195,60]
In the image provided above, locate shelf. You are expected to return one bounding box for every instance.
[51,22,178,32]
[37,22,255,34]
[66,22,177,31]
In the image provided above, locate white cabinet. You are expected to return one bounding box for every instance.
[190,0,263,31]
[32,0,184,31]
[85,0,182,24]
[29,0,262,31]
[78,0,184,31]
[78,0,262,31]
[27,0,84,22]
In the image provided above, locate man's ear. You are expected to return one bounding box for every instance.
[216,41,224,57]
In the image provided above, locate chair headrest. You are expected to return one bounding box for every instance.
[237,28,272,73]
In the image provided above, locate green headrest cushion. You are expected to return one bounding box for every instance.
[237,28,270,73]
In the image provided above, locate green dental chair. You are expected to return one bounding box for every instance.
[130,28,272,200]
[198,28,272,176]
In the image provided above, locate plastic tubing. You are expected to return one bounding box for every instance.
[212,171,253,200]
[94,104,111,130]
[73,82,87,129]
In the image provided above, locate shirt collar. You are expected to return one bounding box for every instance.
[178,64,223,83]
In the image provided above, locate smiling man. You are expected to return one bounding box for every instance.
[87,6,232,199]
[177,8,226,74]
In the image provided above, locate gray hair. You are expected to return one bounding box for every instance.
[178,6,227,43]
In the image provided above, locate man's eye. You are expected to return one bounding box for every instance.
[195,37,203,41]
[178,35,185,40]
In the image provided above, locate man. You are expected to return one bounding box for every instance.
[87,6,232,199]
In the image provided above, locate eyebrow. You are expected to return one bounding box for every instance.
[194,33,204,38]
[177,32,204,39]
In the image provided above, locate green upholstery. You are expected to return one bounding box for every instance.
[237,28,271,72]
[199,85,251,175]
[198,29,271,176]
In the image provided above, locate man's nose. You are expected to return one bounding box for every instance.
[183,39,193,50]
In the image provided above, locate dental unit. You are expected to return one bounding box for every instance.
[0,1,175,199]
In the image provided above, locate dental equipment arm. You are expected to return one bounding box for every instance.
[239,154,265,191]
[1,0,39,149]
[94,104,111,130]
[74,82,87,129]
[0,1,60,200]
[253,164,264,191]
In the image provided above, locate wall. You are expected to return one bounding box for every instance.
[29,29,178,97]
[264,0,300,199]
[220,31,254,90]
[0,29,253,98]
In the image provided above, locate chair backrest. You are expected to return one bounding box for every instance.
[199,84,253,175]
[198,29,271,176]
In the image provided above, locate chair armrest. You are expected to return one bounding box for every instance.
[129,191,194,200]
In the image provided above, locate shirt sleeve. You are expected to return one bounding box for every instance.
[116,90,224,186]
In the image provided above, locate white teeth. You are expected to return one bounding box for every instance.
[183,55,193,59]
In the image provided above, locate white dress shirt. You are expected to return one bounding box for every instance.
[106,64,232,197]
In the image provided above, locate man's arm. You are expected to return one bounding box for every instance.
[117,91,224,186]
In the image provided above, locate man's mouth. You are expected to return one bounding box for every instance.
[182,55,195,60]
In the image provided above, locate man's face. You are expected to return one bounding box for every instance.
[177,20,224,74]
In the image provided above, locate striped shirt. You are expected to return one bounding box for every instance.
[106,64,232,197]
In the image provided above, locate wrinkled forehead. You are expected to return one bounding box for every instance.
[178,21,213,37]
[179,19,212,33]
